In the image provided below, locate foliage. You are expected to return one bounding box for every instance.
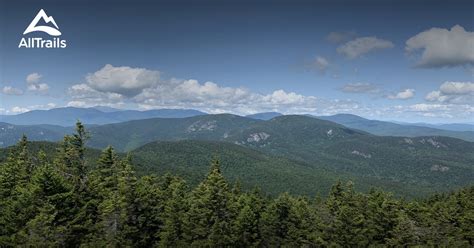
[0,123,473,247]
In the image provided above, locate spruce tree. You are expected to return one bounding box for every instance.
[184,159,234,247]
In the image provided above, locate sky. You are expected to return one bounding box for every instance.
[0,0,473,123]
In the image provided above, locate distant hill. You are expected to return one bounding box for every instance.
[87,114,260,151]
[408,122,474,132]
[0,122,72,147]
[316,114,474,142]
[131,140,340,196]
[245,112,283,120]
[223,115,474,194]
[0,107,206,126]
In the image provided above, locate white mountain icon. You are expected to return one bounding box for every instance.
[23,9,61,36]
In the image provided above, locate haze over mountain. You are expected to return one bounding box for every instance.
[402,122,474,132]
[0,107,206,126]
[315,114,474,142]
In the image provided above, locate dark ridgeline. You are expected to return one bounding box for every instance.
[0,122,472,247]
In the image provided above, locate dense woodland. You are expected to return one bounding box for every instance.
[0,122,473,247]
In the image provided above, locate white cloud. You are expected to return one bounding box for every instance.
[67,83,125,108]
[425,81,474,104]
[64,64,472,120]
[134,78,324,114]
[26,73,49,93]
[27,83,49,93]
[8,103,56,114]
[86,64,160,97]
[326,31,357,43]
[339,83,380,94]
[388,89,415,100]
[2,86,23,95]
[26,73,42,84]
[337,36,394,59]
[406,25,474,68]
[11,106,30,114]
[407,103,473,118]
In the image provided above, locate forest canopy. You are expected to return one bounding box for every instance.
[0,122,472,247]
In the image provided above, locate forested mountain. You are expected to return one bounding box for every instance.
[16,114,469,197]
[87,114,260,151]
[0,107,206,126]
[316,114,474,142]
[0,126,472,247]
[131,140,341,196]
[0,122,73,148]
[2,116,473,197]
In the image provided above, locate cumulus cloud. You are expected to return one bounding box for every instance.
[425,81,474,104]
[8,103,56,114]
[337,36,394,59]
[2,86,23,95]
[406,25,474,68]
[27,83,49,93]
[388,89,415,100]
[407,103,473,119]
[70,64,347,114]
[339,83,380,94]
[65,64,472,120]
[26,73,42,84]
[67,83,125,108]
[26,73,49,93]
[86,64,160,97]
[326,31,357,43]
[133,79,325,114]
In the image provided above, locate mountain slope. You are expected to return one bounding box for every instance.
[0,122,72,148]
[131,140,341,196]
[82,114,474,196]
[316,114,474,142]
[224,115,474,196]
[87,114,260,151]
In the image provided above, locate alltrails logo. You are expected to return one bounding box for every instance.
[18,9,67,48]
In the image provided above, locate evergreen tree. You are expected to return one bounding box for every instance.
[0,135,32,245]
[232,189,265,247]
[158,177,189,247]
[184,159,234,246]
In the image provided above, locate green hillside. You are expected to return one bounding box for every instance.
[225,115,474,195]
[131,140,341,196]
[87,114,259,151]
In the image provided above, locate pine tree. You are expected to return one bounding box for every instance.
[184,159,234,247]
[0,135,33,245]
[15,162,73,246]
[232,189,265,247]
[134,175,166,247]
[158,177,189,247]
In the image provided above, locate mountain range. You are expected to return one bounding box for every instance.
[315,114,474,142]
[0,107,205,126]
[0,108,473,197]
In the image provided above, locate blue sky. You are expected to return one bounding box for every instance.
[0,0,473,123]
